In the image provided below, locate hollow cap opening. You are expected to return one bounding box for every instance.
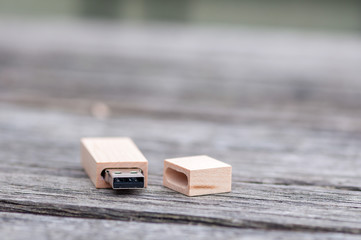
[165,167,188,188]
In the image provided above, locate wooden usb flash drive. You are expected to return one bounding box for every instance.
[81,137,148,189]
[163,155,232,196]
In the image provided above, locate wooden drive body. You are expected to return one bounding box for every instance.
[81,137,148,188]
[163,155,232,196]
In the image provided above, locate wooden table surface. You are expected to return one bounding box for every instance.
[1,20,361,240]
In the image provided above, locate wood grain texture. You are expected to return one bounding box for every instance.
[3,213,361,240]
[1,20,361,239]
[164,155,232,196]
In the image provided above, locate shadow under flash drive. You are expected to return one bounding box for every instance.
[105,168,145,189]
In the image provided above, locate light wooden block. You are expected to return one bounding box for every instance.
[81,137,148,188]
[163,155,232,196]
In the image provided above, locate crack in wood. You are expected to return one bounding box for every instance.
[241,180,361,192]
[1,199,361,235]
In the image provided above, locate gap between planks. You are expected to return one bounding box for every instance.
[1,199,361,235]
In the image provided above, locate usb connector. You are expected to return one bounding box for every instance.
[104,168,145,189]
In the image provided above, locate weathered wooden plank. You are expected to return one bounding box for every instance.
[0,20,361,115]
[1,105,361,235]
[1,104,361,187]
[0,23,360,164]
[1,171,361,234]
[2,56,361,118]
[1,20,361,238]
[2,212,361,240]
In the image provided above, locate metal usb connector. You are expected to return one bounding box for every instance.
[104,168,145,189]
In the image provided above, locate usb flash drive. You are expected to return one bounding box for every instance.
[81,137,148,189]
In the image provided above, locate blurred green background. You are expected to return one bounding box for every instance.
[0,0,360,32]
